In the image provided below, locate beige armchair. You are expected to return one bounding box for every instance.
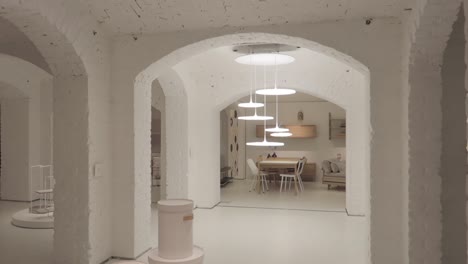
[321,159,346,189]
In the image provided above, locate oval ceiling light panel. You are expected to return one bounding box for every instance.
[235,53,295,66]
[270,132,293,137]
[246,140,285,147]
[256,88,296,96]
[238,114,274,121]
[238,102,264,108]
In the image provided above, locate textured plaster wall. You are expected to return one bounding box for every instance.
[152,80,166,201]
[0,17,51,74]
[440,9,467,263]
[111,18,404,262]
[0,1,114,263]
[157,71,189,202]
[406,1,463,263]
[0,54,52,201]
[0,98,29,200]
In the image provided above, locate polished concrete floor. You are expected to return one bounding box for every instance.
[125,205,368,264]
[0,192,366,264]
[0,201,53,264]
[220,180,346,212]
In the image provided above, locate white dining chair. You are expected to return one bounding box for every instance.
[279,157,307,193]
[247,159,269,193]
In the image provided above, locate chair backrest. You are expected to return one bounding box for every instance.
[247,159,259,175]
[297,157,307,175]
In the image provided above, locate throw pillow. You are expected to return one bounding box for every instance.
[322,160,332,173]
[331,162,340,173]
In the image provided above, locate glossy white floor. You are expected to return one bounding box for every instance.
[0,201,53,264]
[119,204,368,264]
[220,180,346,212]
[0,195,367,264]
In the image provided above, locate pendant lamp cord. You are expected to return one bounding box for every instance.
[249,51,253,103]
[274,53,279,127]
[253,58,258,116]
[274,53,278,89]
[263,64,267,142]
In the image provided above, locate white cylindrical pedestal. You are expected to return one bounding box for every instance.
[149,199,204,264]
[158,199,193,259]
[148,246,204,264]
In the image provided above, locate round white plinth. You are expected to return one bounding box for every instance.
[11,208,54,229]
[148,246,204,264]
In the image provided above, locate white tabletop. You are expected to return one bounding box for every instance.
[35,189,53,194]
[259,160,299,165]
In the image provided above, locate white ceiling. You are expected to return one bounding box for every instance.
[174,45,353,108]
[83,0,406,34]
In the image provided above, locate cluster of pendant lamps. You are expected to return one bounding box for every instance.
[236,52,296,147]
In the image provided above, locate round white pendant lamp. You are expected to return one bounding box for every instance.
[246,67,284,147]
[235,53,295,66]
[270,132,293,137]
[238,102,264,108]
[238,114,273,121]
[247,140,285,146]
[266,126,289,132]
[255,53,296,96]
[238,57,272,120]
[238,53,264,108]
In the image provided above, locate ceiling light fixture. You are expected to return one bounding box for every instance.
[238,57,273,120]
[238,52,264,108]
[270,132,293,137]
[235,53,295,66]
[247,66,285,147]
[255,53,296,96]
[238,114,273,121]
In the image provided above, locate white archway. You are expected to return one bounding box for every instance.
[127,32,371,258]
[0,54,53,201]
[171,45,369,214]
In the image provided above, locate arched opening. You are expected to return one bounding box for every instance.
[219,92,347,211]
[170,45,354,212]
[0,55,53,202]
[151,78,166,204]
[125,33,371,261]
[0,54,54,263]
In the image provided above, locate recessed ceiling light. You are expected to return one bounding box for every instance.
[256,87,296,96]
[235,53,295,66]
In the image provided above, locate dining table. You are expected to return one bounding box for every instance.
[257,158,300,195]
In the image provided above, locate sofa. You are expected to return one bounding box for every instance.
[321,159,346,189]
